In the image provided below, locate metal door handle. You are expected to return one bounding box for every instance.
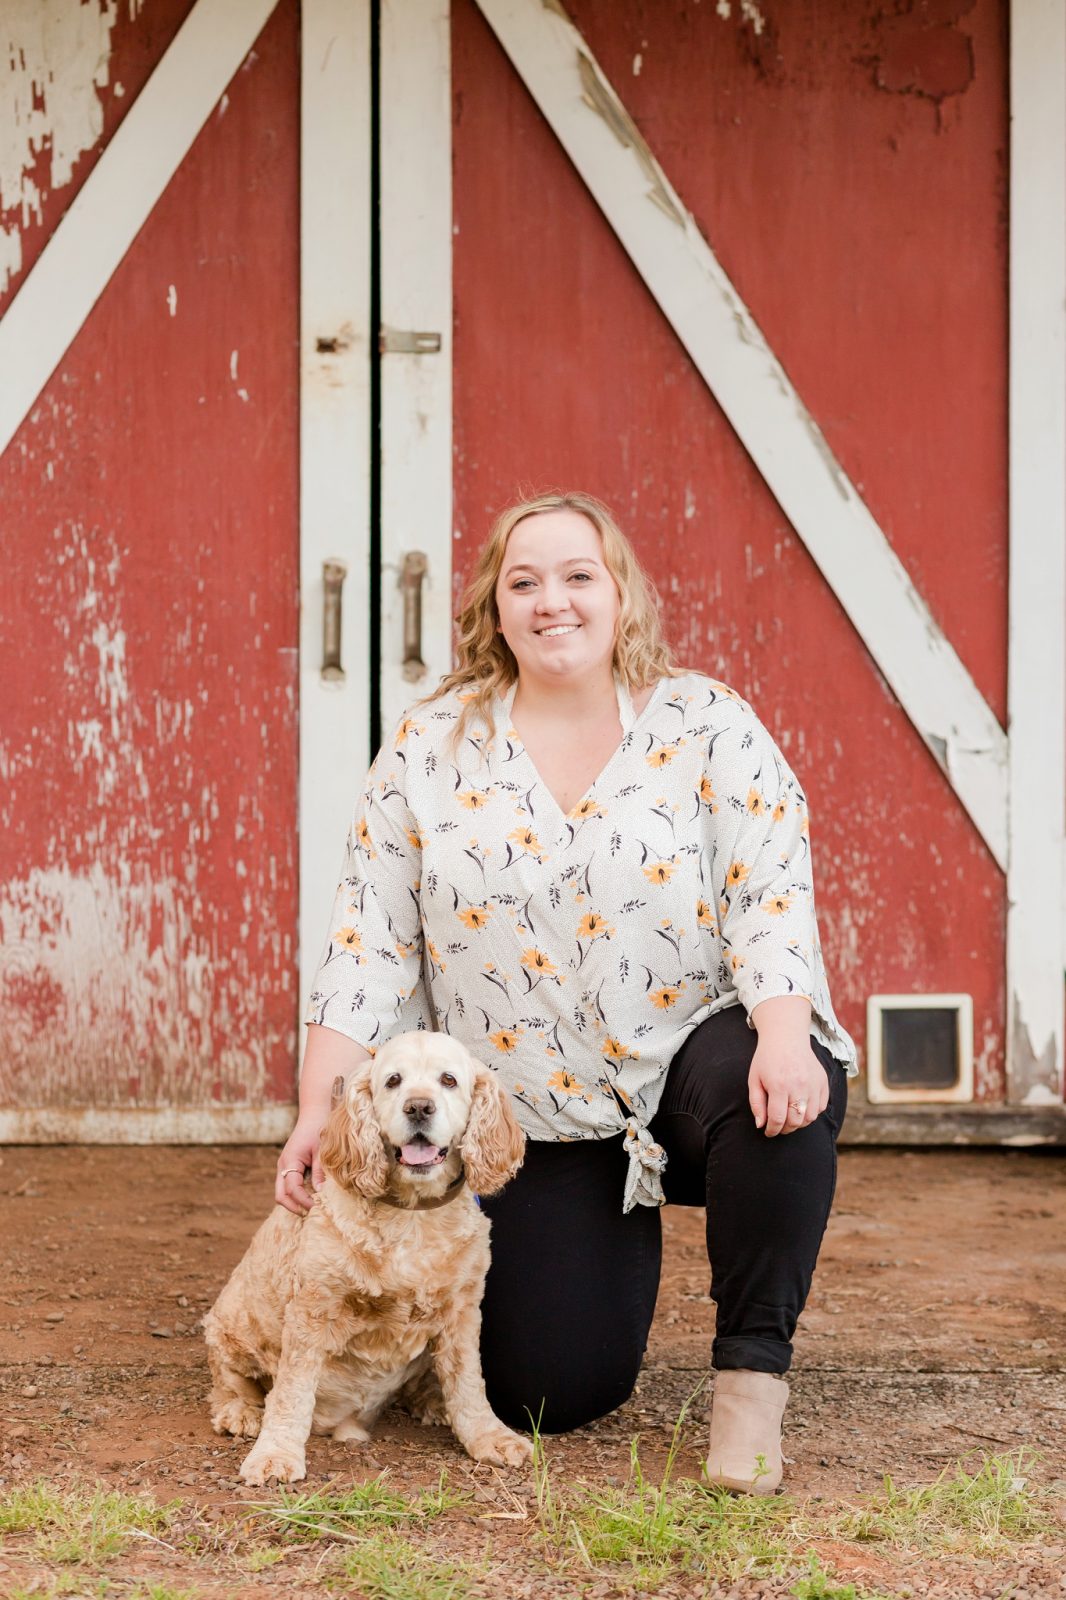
[400,551,428,682]
[322,559,346,682]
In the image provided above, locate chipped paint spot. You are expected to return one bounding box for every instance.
[577,53,684,228]
[872,1,976,107]
[632,52,642,75]
[739,1,766,34]
[166,283,177,317]
[1010,999,1062,1103]
[0,0,146,295]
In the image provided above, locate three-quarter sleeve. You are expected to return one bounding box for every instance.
[305,735,426,1051]
[705,711,824,1022]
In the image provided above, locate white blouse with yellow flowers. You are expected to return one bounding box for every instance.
[307,672,856,1211]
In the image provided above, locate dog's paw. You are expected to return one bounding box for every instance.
[212,1400,263,1439]
[239,1441,306,1485]
[331,1416,372,1444]
[466,1426,533,1468]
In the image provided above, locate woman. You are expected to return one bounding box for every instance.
[278,491,856,1493]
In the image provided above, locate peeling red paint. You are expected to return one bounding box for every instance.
[1,1,300,1110]
[872,1,977,104]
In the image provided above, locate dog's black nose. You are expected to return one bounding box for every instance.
[404,1096,435,1123]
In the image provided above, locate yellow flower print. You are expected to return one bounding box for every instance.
[772,797,788,824]
[427,940,446,971]
[356,818,374,853]
[746,788,767,817]
[334,926,363,952]
[696,899,715,928]
[650,985,683,1010]
[725,861,749,890]
[647,742,683,768]
[521,947,556,975]
[508,825,544,856]
[643,857,679,886]
[699,775,716,805]
[568,797,605,821]
[548,1068,587,1097]
[578,911,610,940]
[405,827,423,851]
[489,1028,522,1053]
[729,952,747,972]
[798,810,810,835]
[458,905,492,930]
[763,893,792,916]
[603,1037,632,1061]
[395,717,423,743]
[457,789,492,811]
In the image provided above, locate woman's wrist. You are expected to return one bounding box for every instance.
[750,995,813,1045]
[298,1025,372,1119]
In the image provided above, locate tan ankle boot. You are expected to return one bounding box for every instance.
[705,1369,788,1495]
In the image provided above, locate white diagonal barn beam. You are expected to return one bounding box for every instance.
[473,0,1008,873]
[0,0,279,463]
[1006,0,1066,1104]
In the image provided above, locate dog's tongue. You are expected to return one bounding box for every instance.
[401,1142,440,1166]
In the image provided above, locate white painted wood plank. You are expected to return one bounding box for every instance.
[473,0,1008,871]
[378,0,454,741]
[0,0,279,463]
[298,0,374,1054]
[1006,0,1066,1104]
[0,1106,295,1144]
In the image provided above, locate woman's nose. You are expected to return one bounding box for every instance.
[536,582,568,612]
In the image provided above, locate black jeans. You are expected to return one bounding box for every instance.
[479,1005,848,1434]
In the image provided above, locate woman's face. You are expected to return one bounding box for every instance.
[495,510,621,687]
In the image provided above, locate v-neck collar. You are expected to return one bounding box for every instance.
[495,676,662,827]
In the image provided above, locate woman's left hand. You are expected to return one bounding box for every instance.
[748,1035,828,1138]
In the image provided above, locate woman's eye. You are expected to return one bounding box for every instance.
[440,1072,458,1089]
[385,1073,401,1089]
[569,572,592,582]
[511,579,533,591]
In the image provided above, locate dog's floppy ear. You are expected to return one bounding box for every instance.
[319,1061,389,1198]
[459,1064,525,1197]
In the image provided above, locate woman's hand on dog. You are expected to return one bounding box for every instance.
[276,1027,373,1214]
[276,1116,325,1213]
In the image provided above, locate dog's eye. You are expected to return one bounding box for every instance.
[385,1073,401,1089]
[440,1072,458,1089]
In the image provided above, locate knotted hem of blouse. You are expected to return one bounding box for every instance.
[622,1117,668,1214]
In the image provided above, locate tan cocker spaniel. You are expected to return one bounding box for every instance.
[204,1033,530,1484]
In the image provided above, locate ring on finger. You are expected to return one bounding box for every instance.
[788,1100,808,1117]
[279,1165,305,1179]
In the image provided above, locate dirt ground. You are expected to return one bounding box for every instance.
[0,1144,1063,1597]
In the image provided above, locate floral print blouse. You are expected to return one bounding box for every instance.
[308,672,857,1210]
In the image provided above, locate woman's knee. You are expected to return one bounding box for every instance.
[483,1347,643,1435]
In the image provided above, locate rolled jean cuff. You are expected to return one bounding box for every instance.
[712,1334,792,1374]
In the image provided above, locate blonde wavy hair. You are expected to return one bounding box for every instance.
[422,491,681,747]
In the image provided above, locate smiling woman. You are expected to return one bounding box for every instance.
[281,490,856,1495]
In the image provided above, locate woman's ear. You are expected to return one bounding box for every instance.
[319,1062,389,1198]
[459,1065,525,1196]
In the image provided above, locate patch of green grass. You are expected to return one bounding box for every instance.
[532,1407,1053,1589]
[531,1386,802,1581]
[832,1452,1053,1554]
[790,1551,890,1600]
[0,1480,177,1566]
[243,1469,469,1544]
[329,1531,479,1600]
